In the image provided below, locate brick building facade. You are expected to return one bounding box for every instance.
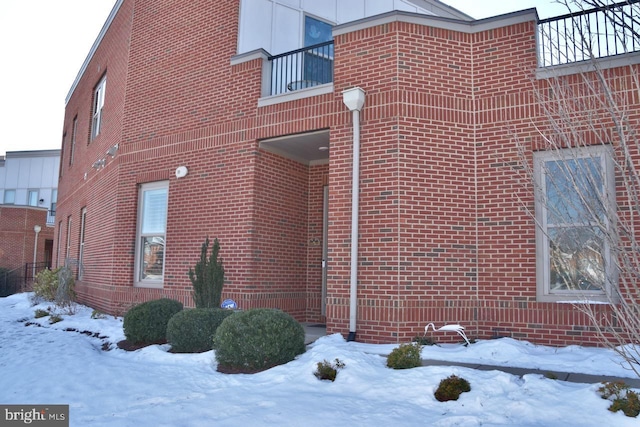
[56,0,640,345]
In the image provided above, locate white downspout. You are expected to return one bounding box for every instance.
[342,87,365,342]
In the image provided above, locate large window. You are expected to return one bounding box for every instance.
[91,75,106,140]
[303,16,333,85]
[135,181,168,286]
[3,189,15,204]
[534,146,615,302]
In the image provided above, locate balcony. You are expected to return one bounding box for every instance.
[538,0,640,68]
[46,209,56,226]
[267,41,334,96]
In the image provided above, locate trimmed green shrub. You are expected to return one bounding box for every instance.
[386,342,422,369]
[213,308,305,373]
[123,298,183,344]
[314,359,345,382]
[189,237,225,308]
[434,375,471,402]
[167,308,234,353]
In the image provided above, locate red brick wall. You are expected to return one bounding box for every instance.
[0,206,54,274]
[56,3,638,346]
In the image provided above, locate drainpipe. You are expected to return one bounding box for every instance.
[342,87,365,342]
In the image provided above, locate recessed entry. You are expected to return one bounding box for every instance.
[259,129,329,165]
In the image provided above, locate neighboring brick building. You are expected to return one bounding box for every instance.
[0,150,59,284]
[56,0,640,345]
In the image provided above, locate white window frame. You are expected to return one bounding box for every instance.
[78,208,87,280]
[91,75,106,140]
[3,189,15,204]
[27,189,39,207]
[134,181,169,288]
[534,145,616,303]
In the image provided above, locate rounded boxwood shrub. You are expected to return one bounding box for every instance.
[434,375,471,402]
[166,308,234,353]
[386,342,422,369]
[212,308,305,373]
[123,298,183,344]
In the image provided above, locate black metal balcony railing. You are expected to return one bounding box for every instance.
[538,0,640,67]
[268,41,334,96]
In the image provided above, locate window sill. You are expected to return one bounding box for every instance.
[536,293,616,304]
[134,281,163,290]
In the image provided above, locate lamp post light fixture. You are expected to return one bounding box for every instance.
[33,225,41,278]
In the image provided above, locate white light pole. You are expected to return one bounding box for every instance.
[33,225,41,278]
[342,87,365,342]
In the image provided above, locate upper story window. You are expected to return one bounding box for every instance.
[3,189,15,204]
[304,16,332,47]
[135,181,169,287]
[28,190,39,207]
[70,116,77,165]
[91,75,106,141]
[534,145,615,303]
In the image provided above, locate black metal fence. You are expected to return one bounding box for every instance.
[268,40,334,96]
[24,262,51,284]
[538,0,640,67]
[0,267,24,297]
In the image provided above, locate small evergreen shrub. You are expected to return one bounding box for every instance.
[167,308,234,353]
[91,310,107,319]
[434,375,471,402]
[33,268,59,301]
[189,237,225,309]
[32,267,76,311]
[34,309,49,318]
[598,381,640,417]
[213,308,305,373]
[314,359,345,382]
[123,298,183,344]
[49,314,63,324]
[412,335,436,346]
[386,342,422,369]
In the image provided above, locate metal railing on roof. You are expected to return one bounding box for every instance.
[538,0,640,67]
[268,41,334,96]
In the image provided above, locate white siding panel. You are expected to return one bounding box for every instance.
[4,161,19,187]
[27,158,44,188]
[365,0,394,17]
[277,0,300,8]
[337,0,364,24]
[302,0,336,23]
[273,4,301,54]
[238,0,273,53]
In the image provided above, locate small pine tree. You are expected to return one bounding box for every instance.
[189,237,225,308]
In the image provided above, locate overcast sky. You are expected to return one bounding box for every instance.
[0,0,570,157]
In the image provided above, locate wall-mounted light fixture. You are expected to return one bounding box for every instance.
[175,166,188,179]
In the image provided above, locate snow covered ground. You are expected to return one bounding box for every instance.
[1,293,638,426]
